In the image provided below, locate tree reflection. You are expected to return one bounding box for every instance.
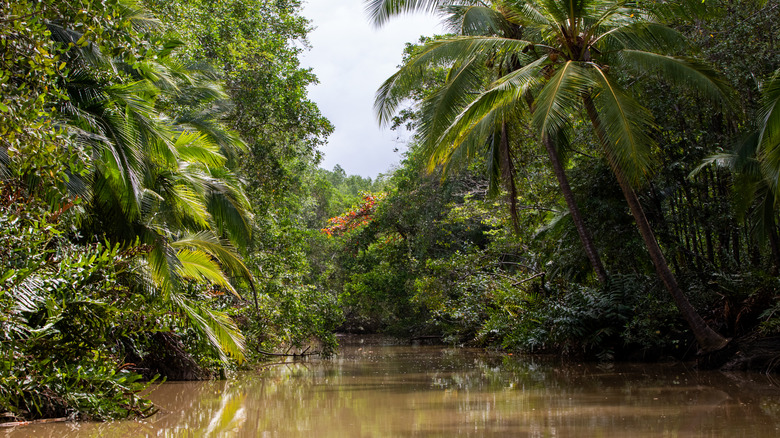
[5,342,780,437]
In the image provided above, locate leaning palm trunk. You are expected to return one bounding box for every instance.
[583,95,729,353]
[542,135,608,283]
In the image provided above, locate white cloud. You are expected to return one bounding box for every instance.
[300,0,442,178]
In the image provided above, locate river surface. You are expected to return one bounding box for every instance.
[5,336,780,437]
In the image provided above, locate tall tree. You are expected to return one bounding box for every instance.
[368,0,733,352]
[370,0,607,282]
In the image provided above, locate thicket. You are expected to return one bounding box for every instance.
[315,0,780,364]
[0,0,344,422]
[4,0,780,424]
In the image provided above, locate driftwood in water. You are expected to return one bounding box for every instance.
[409,335,443,341]
[698,334,780,373]
[0,417,68,428]
[258,345,318,358]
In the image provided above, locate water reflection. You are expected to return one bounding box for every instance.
[5,336,780,437]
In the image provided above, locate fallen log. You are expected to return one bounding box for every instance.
[0,417,68,428]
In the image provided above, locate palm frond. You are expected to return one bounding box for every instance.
[618,50,734,110]
[173,132,227,168]
[499,0,552,28]
[376,36,535,125]
[171,184,212,230]
[442,5,512,36]
[757,71,780,192]
[366,0,466,26]
[171,232,253,293]
[430,56,546,168]
[417,57,486,153]
[169,292,245,364]
[590,65,655,184]
[176,249,237,296]
[532,61,593,141]
[596,22,687,54]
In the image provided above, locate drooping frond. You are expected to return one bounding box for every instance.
[173,131,227,168]
[532,61,593,140]
[498,0,552,28]
[201,166,253,245]
[417,57,486,154]
[430,56,546,169]
[171,232,253,293]
[176,249,238,296]
[376,36,535,125]
[618,50,734,110]
[442,5,512,36]
[366,0,469,26]
[169,292,245,364]
[596,22,688,54]
[145,242,181,294]
[757,71,780,192]
[590,65,656,184]
[171,184,212,229]
[175,100,247,160]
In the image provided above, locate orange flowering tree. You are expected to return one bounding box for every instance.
[322,192,386,237]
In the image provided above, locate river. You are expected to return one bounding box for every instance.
[5,335,780,437]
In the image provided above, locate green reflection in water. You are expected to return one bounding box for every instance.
[5,337,780,437]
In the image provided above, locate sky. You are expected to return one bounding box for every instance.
[299,0,442,178]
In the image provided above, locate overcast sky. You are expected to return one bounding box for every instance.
[299,1,442,178]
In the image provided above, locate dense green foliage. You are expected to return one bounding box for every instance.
[3,0,780,424]
[1,0,341,421]
[312,0,780,361]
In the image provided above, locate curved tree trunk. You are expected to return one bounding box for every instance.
[583,95,729,353]
[525,92,607,283]
[542,135,608,283]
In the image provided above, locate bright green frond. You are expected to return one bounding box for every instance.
[176,249,238,296]
[171,232,253,292]
[430,56,546,169]
[417,57,486,156]
[169,292,245,364]
[171,184,211,229]
[366,0,466,26]
[433,106,499,174]
[145,243,181,294]
[174,131,227,168]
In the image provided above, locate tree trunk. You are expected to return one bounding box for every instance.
[500,122,521,233]
[525,91,607,283]
[542,135,608,283]
[583,95,729,353]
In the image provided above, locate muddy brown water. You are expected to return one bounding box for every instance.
[5,335,780,437]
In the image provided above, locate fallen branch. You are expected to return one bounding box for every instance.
[409,335,443,341]
[0,417,69,428]
[257,348,319,358]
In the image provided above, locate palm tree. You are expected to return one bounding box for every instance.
[368,0,732,352]
[374,1,607,282]
[49,11,253,363]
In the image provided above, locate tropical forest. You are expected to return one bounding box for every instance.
[3,0,780,435]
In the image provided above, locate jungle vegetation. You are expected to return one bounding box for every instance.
[2,0,780,423]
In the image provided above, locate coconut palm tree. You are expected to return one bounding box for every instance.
[49,11,253,362]
[369,0,733,352]
[374,1,608,281]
